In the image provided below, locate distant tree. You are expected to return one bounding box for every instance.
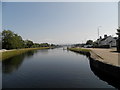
[31,43,40,48]
[93,41,98,47]
[39,43,50,47]
[24,40,34,48]
[86,40,93,45]
[50,44,56,47]
[0,32,2,49]
[2,30,51,49]
[116,27,120,52]
[73,44,81,47]
[2,30,24,49]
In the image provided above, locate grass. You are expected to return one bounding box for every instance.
[68,47,91,57]
[1,47,50,61]
[68,47,91,52]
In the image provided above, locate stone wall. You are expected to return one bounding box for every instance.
[89,58,120,89]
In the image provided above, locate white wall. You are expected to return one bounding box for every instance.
[99,36,116,47]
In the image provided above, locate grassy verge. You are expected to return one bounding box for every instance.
[1,47,50,61]
[68,47,91,57]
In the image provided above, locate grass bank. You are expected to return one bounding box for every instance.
[1,47,50,61]
[68,47,91,57]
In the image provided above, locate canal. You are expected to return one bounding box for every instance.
[2,48,117,88]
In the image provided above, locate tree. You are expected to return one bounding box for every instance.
[116,27,120,52]
[86,40,93,45]
[31,43,40,48]
[0,32,2,49]
[39,43,50,47]
[2,30,51,49]
[24,40,34,48]
[93,41,98,47]
[2,30,24,49]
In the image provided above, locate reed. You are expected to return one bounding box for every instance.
[68,47,91,57]
[1,47,50,61]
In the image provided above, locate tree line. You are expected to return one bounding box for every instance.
[2,30,57,50]
[116,27,120,52]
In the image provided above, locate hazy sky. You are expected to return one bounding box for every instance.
[118,1,120,27]
[2,2,118,44]
[0,2,2,34]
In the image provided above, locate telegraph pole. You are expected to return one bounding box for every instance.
[97,26,102,39]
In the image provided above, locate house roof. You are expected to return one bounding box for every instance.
[99,36,117,42]
[101,38,107,41]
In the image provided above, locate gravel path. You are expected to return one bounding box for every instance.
[89,48,120,67]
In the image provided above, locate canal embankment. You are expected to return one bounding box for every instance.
[0,47,50,61]
[68,48,91,57]
[89,58,120,89]
[89,48,120,67]
[68,47,120,81]
[68,47,120,67]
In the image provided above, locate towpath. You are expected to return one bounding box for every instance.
[88,48,120,67]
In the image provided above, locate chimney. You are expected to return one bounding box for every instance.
[104,34,107,38]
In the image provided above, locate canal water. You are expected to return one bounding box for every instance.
[2,48,116,88]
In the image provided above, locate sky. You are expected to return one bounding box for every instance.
[118,1,120,27]
[2,2,118,44]
[0,2,1,37]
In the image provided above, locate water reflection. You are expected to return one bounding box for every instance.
[38,49,49,54]
[2,50,38,74]
[89,58,120,89]
[2,48,118,88]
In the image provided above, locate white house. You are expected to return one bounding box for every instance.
[97,35,117,47]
